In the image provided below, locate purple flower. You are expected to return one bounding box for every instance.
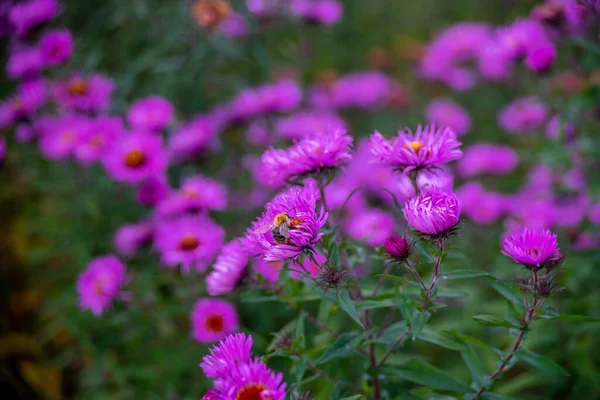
[168,115,219,161]
[457,143,519,178]
[246,0,283,18]
[420,23,493,90]
[127,96,174,131]
[40,29,74,66]
[154,215,224,272]
[191,298,238,343]
[526,44,556,73]
[206,241,249,296]
[498,97,548,135]
[38,115,88,160]
[200,333,253,378]
[53,73,114,112]
[328,71,394,109]
[1,78,47,125]
[275,110,346,140]
[425,98,471,136]
[290,0,343,25]
[220,12,248,38]
[137,176,170,207]
[245,120,272,145]
[345,208,395,247]
[217,358,286,400]
[103,131,167,183]
[9,0,58,37]
[253,258,283,284]
[74,116,123,164]
[384,234,411,261]
[114,221,153,258]
[290,251,324,280]
[6,45,44,79]
[589,203,600,225]
[403,188,461,236]
[258,128,353,187]
[370,124,462,173]
[76,255,127,316]
[553,193,589,228]
[157,174,227,217]
[532,0,591,35]
[227,80,302,123]
[416,167,454,192]
[456,182,506,225]
[501,227,561,269]
[244,184,327,261]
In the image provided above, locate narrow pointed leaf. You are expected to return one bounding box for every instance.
[442,270,490,280]
[317,332,361,365]
[338,288,364,328]
[518,348,570,376]
[383,360,471,393]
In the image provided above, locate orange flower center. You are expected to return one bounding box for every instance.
[205,314,224,332]
[91,135,104,148]
[124,150,147,168]
[181,188,199,198]
[235,384,270,400]
[179,235,200,251]
[404,141,425,152]
[93,280,105,296]
[62,131,75,144]
[527,248,540,256]
[12,98,22,111]
[68,78,88,95]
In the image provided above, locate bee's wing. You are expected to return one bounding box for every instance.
[279,223,290,238]
[254,222,274,234]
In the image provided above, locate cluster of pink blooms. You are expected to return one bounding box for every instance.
[247,0,342,26]
[200,333,286,400]
[420,1,591,90]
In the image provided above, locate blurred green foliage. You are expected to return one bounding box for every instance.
[1,0,600,399]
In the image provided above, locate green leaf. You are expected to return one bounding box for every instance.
[328,241,340,268]
[442,270,490,280]
[295,358,306,383]
[461,345,485,386]
[317,332,361,365]
[445,330,499,353]
[486,279,524,307]
[337,288,364,328]
[472,315,518,328]
[411,311,430,340]
[295,316,305,350]
[370,321,408,345]
[383,360,471,393]
[548,314,600,323]
[375,273,406,283]
[418,326,463,350]
[518,348,570,376]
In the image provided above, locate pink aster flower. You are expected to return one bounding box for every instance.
[200,333,253,378]
[1,78,47,124]
[329,71,394,109]
[457,182,506,225]
[275,110,346,140]
[40,29,74,66]
[206,240,249,296]
[0,137,5,162]
[6,45,44,79]
[191,298,238,343]
[290,251,324,280]
[501,227,561,269]
[53,73,114,112]
[403,188,461,236]
[345,208,395,247]
[220,12,248,39]
[127,96,174,131]
[157,174,227,218]
[258,128,353,187]
[245,184,327,261]
[246,0,283,18]
[217,358,286,400]
[74,116,123,164]
[113,220,153,258]
[38,115,89,160]
[425,98,471,136]
[103,131,167,183]
[227,80,302,123]
[245,120,272,145]
[457,143,519,178]
[76,255,127,316]
[416,167,454,192]
[137,175,170,207]
[498,97,548,135]
[168,115,219,161]
[9,0,58,37]
[154,215,224,272]
[253,258,284,283]
[370,124,462,173]
[589,203,600,226]
[289,0,343,25]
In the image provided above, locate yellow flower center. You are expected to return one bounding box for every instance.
[404,141,425,152]
[205,314,224,332]
[181,188,199,199]
[124,150,147,168]
[62,131,75,144]
[91,135,104,148]
[235,384,270,400]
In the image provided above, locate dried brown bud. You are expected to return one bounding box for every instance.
[192,0,231,29]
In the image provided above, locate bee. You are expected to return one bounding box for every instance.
[254,212,300,244]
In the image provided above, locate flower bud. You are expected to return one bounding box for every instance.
[384,234,411,261]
